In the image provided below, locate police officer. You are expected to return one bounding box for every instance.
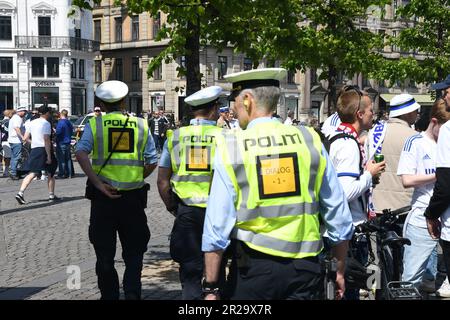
[157,86,223,300]
[202,68,354,300]
[76,80,158,300]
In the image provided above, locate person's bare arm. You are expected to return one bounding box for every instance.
[401,174,436,188]
[44,134,51,164]
[331,240,349,300]
[203,250,224,300]
[144,163,157,178]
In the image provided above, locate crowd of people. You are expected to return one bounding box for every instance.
[1,69,450,301]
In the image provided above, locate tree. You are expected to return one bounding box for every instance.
[374,0,450,94]
[264,0,390,116]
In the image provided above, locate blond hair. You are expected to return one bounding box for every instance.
[337,87,370,123]
[3,109,15,118]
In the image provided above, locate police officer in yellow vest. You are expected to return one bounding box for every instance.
[157,86,223,299]
[76,80,158,300]
[202,68,354,300]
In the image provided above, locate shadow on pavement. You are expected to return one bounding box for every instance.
[0,196,86,216]
[0,287,46,300]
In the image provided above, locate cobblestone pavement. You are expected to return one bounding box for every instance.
[0,163,181,300]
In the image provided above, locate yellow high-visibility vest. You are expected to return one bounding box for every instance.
[218,121,326,259]
[167,124,222,208]
[90,112,148,191]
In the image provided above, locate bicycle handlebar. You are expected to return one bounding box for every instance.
[386,205,412,216]
[355,205,412,234]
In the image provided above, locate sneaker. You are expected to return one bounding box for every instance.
[436,278,450,298]
[48,195,61,202]
[15,193,26,205]
[419,279,436,293]
[40,175,48,181]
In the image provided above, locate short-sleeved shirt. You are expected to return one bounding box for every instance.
[321,112,341,138]
[436,120,450,241]
[8,114,24,144]
[397,132,436,228]
[328,132,372,225]
[26,118,51,149]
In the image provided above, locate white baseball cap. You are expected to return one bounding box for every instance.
[95,80,129,103]
[184,86,223,110]
[224,68,287,100]
[389,93,421,118]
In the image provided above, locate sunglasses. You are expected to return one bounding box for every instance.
[94,110,101,112]
[342,85,363,112]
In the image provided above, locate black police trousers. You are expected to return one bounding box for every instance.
[89,189,150,300]
[227,242,323,300]
[170,203,205,300]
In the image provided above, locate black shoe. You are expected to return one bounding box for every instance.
[10,175,20,180]
[15,193,26,205]
[124,292,140,300]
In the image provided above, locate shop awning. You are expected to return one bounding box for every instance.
[380,93,434,105]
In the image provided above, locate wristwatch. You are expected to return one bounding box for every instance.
[201,278,220,295]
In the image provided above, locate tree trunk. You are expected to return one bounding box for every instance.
[182,18,201,125]
[327,65,337,117]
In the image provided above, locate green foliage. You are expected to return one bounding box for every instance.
[379,0,450,85]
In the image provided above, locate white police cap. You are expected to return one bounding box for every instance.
[224,68,287,100]
[184,86,223,109]
[95,80,129,103]
[389,93,421,118]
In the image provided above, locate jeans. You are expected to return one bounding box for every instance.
[153,134,161,152]
[402,223,438,287]
[9,143,22,176]
[440,239,450,282]
[56,143,72,177]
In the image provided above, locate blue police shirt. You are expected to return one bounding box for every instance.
[202,117,354,252]
[76,112,158,165]
[159,119,217,168]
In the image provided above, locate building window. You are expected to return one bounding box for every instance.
[115,17,122,42]
[94,20,101,42]
[287,69,296,84]
[38,16,51,36]
[153,64,162,80]
[0,86,13,110]
[32,57,45,77]
[79,59,85,79]
[132,16,139,41]
[392,30,399,52]
[95,60,102,83]
[47,57,59,78]
[153,12,160,38]
[243,58,252,71]
[0,16,11,40]
[115,58,123,80]
[71,59,77,78]
[218,56,227,80]
[132,57,140,81]
[0,57,13,74]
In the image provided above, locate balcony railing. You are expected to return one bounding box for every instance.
[15,36,100,52]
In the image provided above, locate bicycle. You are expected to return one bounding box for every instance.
[354,205,422,300]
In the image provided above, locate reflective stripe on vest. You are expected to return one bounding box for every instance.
[231,228,323,254]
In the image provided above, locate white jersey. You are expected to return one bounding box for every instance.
[321,112,341,138]
[328,131,372,225]
[26,118,51,149]
[397,132,436,229]
[436,121,450,241]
